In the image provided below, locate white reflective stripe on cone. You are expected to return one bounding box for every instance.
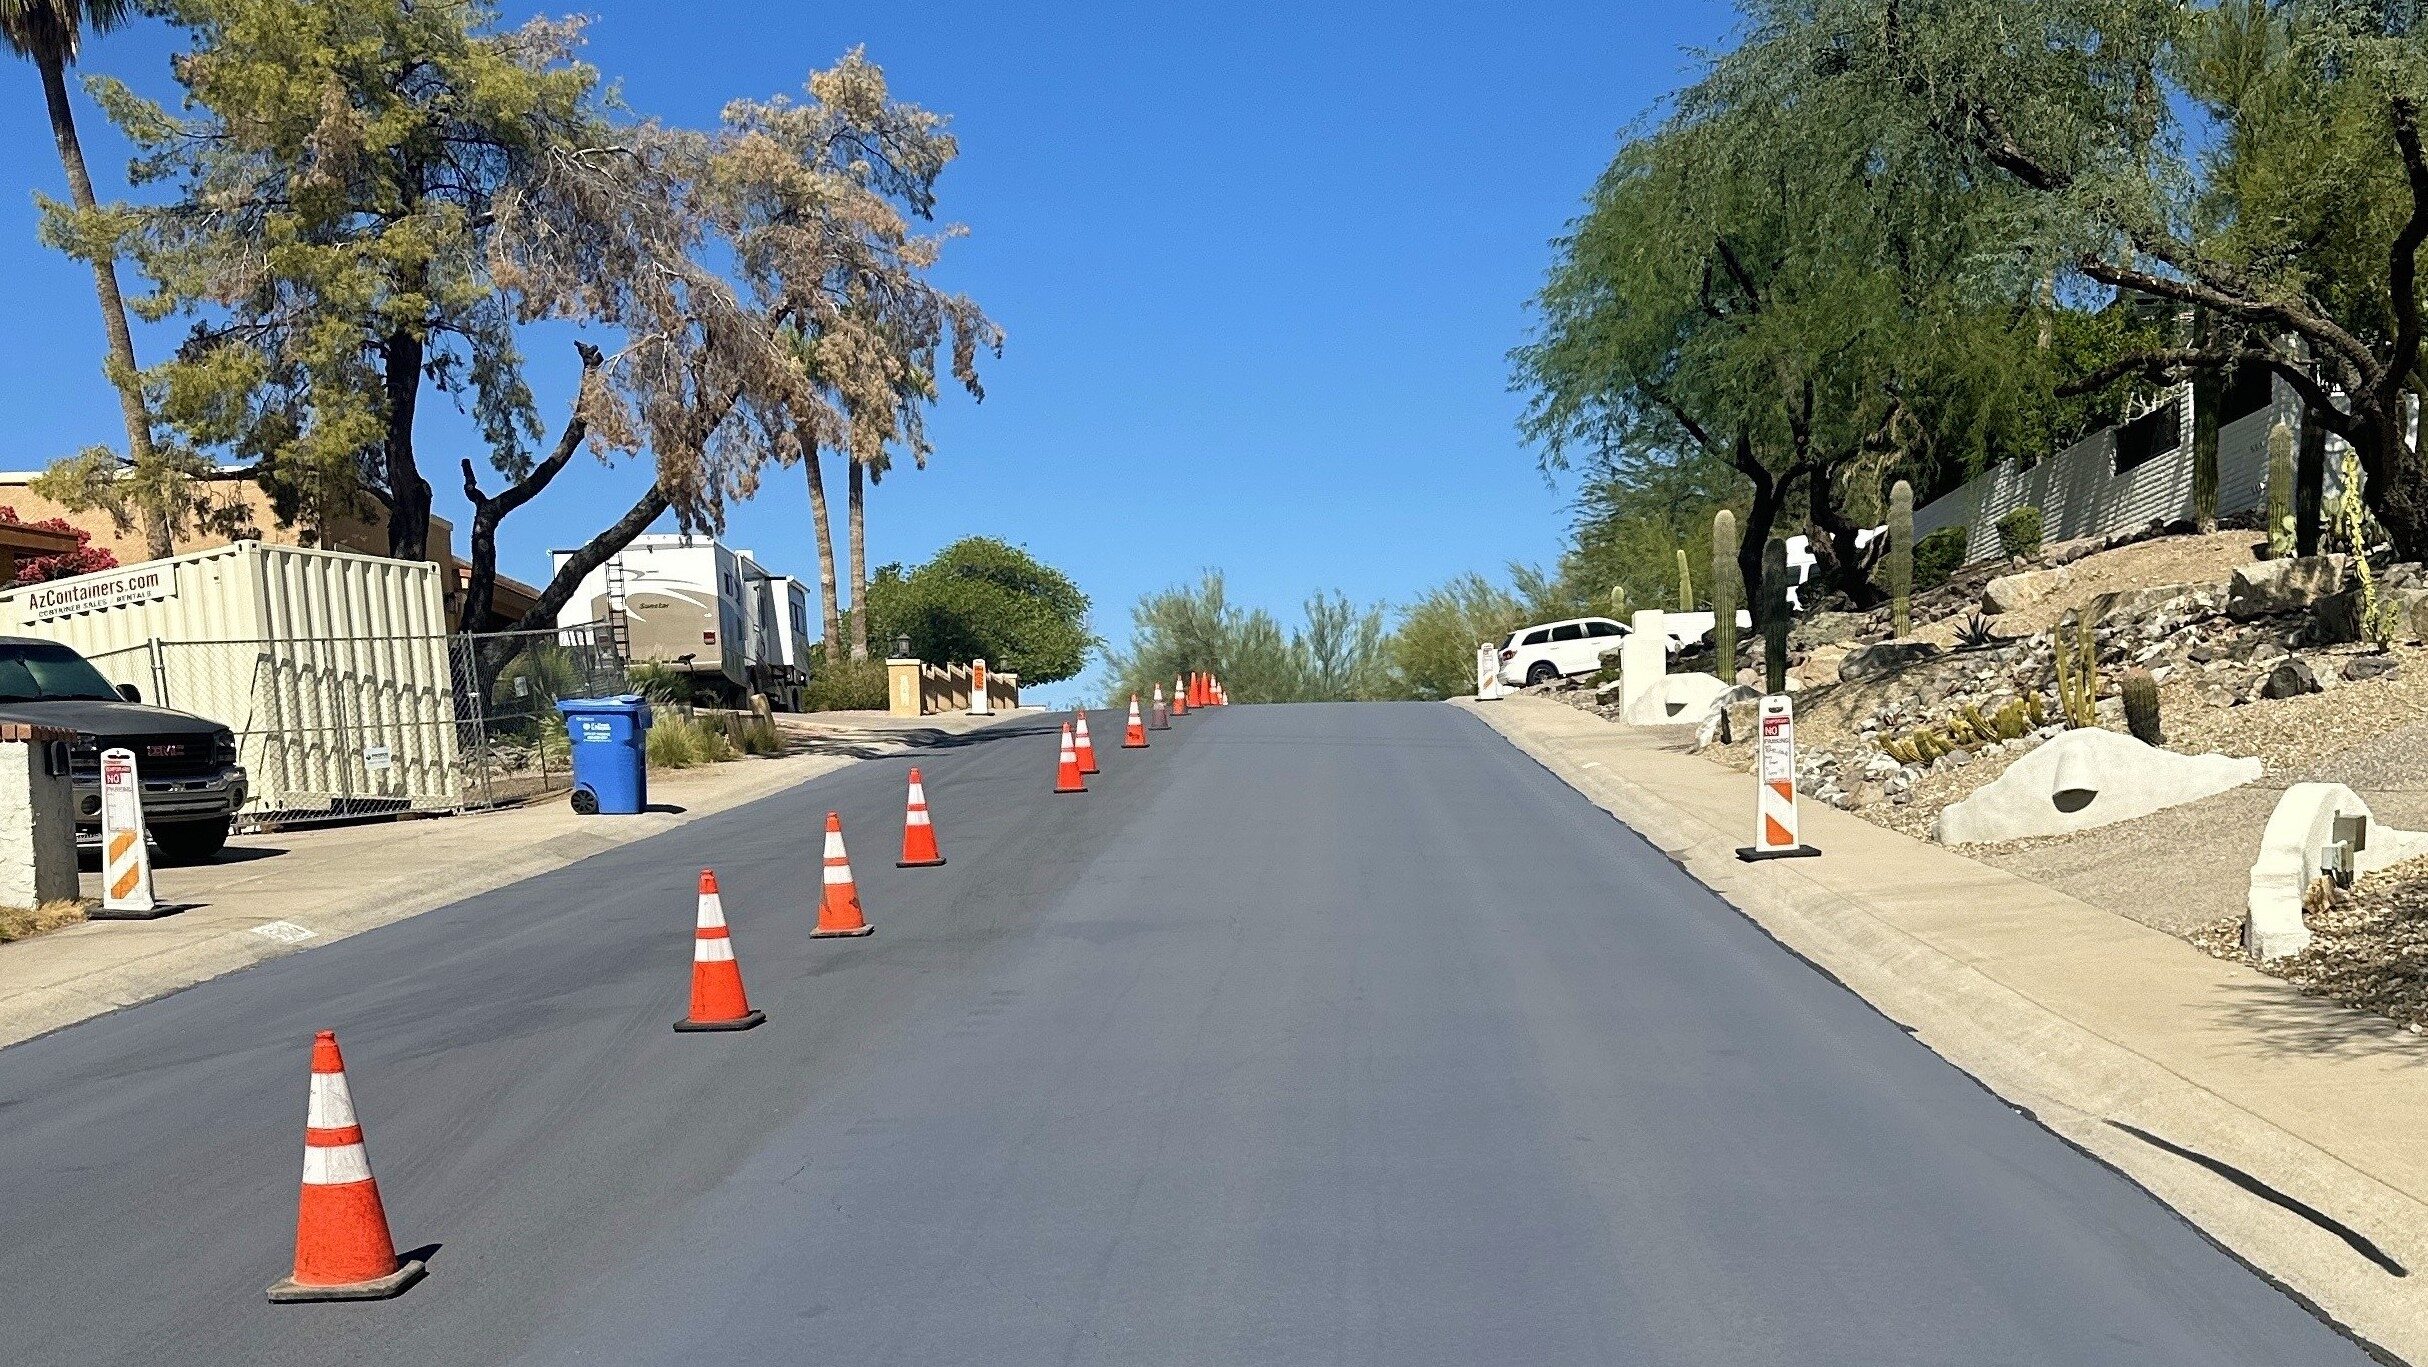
[693,936,735,963]
[695,894,727,929]
[307,1071,358,1129]
[302,1143,373,1186]
[907,809,931,827]
[824,861,851,884]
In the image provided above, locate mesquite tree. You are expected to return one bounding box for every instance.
[1764,0,2428,561]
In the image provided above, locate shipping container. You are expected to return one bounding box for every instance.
[0,542,461,821]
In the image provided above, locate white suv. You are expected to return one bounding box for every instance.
[1498,617,1630,687]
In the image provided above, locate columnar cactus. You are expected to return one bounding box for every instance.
[2266,419,2296,560]
[1610,584,1628,619]
[2052,612,2100,729]
[1762,538,1791,695]
[1676,547,1694,612]
[2121,667,2162,745]
[1888,479,1913,639]
[1711,509,1738,683]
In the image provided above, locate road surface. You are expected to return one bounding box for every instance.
[0,703,2375,1364]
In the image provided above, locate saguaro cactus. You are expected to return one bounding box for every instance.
[1887,479,1913,639]
[1711,509,1738,683]
[2266,419,2296,559]
[1676,547,1694,612]
[1609,584,1628,619]
[1762,538,1791,695]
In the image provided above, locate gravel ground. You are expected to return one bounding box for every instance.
[2193,855,2428,1032]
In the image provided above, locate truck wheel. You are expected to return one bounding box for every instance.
[152,818,231,866]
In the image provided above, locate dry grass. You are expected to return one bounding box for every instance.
[0,900,92,944]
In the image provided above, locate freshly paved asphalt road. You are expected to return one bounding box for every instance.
[0,703,2376,1365]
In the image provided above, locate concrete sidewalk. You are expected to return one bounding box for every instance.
[0,708,1029,1051]
[1466,694,2428,1363]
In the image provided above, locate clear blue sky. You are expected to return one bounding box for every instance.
[0,2,1739,703]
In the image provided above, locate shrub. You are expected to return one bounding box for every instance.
[1995,505,2044,560]
[645,715,737,769]
[801,656,890,711]
[1913,525,1969,590]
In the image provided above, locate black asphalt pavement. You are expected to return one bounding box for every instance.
[0,703,2375,1365]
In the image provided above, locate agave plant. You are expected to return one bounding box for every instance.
[1955,613,2002,650]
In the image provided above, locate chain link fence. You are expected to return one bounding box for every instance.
[76,623,629,829]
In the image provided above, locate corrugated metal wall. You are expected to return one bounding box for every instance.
[0,542,462,819]
[1910,386,2300,564]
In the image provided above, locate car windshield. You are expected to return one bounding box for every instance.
[0,641,123,703]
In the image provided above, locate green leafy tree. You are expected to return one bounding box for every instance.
[5,0,184,557]
[1102,573,1392,704]
[865,537,1092,686]
[1784,0,2428,559]
[1384,574,1526,702]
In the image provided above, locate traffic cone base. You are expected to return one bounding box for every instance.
[674,1008,766,1031]
[268,1257,427,1303]
[813,922,876,938]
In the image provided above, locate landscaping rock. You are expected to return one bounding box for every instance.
[2346,655,2402,682]
[1839,640,1943,682]
[1981,566,2069,616]
[1795,611,1872,648]
[2087,582,2213,626]
[2228,555,2345,620]
[2261,657,2320,699]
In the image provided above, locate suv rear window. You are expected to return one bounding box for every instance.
[1585,621,1621,637]
[0,641,119,703]
[1550,624,1585,642]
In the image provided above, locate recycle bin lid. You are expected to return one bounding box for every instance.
[555,694,648,713]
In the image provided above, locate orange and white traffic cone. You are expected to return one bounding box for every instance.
[267,1031,427,1303]
[1170,676,1188,718]
[1123,695,1149,748]
[1054,722,1087,794]
[1072,709,1102,774]
[812,812,875,938]
[1149,683,1170,730]
[897,767,946,868]
[676,870,765,1031]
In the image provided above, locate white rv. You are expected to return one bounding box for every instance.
[552,535,813,705]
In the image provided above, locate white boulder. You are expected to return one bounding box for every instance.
[1933,729,2262,845]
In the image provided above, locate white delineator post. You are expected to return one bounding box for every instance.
[98,746,160,916]
[1737,695,1820,861]
[967,658,993,716]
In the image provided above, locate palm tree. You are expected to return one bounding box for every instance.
[2,0,170,558]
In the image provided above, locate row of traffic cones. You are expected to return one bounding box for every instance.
[1056,673,1226,794]
[270,764,957,1302]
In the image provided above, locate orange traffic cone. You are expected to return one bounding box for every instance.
[1170,676,1188,718]
[897,767,946,868]
[1123,695,1149,748]
[1073,710,1102,774]
[1149,683,1170,730]
[676,870,765,1031]
[1054,722,1087,794]
[267,1031,427,1302]
[812,812,875,938]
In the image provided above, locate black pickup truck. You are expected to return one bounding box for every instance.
[0,636,247,863]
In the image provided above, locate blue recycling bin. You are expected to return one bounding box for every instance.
[558,695,653,815]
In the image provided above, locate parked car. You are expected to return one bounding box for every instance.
[1497,617,1631,687]
[0,636,246,864]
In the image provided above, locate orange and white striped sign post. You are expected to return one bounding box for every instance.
[968,658,994,716]
[1476,643,1507,701]
[1737,695,1820,861]
[95,746,161,918]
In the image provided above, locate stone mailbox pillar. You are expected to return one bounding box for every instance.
[0,724,79,910]
[885,658,924,719]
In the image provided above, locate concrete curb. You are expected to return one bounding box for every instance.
[0,712,1029,1051]
[1462,696,2428,1364]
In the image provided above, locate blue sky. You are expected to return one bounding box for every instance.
[0,2,1739,703]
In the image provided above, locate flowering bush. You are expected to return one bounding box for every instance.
[0,506,117,586]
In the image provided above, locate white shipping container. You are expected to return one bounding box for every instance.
[0,542,462,819]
